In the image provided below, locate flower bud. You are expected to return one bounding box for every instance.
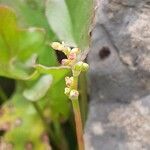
[51,42,64,51]
[73,61,84,71]
[61,59,70,66]
[51,42,60,49]
[71,48,80,54]
[63,47,71,56]
[82,63,89,71]
[69,90,79,100]
[64,87,71,96]
[68,52,77,60]
[65,77,74,87]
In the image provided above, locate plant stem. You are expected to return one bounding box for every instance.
[32,102,52,136]
[71,76,85,150]
[32,102,47,127]
[79,73,88,126]
[72,99,85,150]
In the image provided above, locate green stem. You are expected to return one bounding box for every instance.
[71,76,85,150]
[32,102,49,131]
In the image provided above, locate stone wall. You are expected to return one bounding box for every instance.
[85,0,150,149]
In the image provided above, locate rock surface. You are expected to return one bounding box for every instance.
[85,0,150,149]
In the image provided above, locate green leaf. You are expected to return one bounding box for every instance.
[0,0,58,66]
[0,0,54,38]
[23,75,53,101]
[46,0,93,49]
[0,93,51,150]
[0,6,47,79]
[48,79,70,121]
[35,64,71,120]
[46,0,76,46]
[35,64,71,84]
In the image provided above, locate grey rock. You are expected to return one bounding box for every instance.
[85,0,150,149]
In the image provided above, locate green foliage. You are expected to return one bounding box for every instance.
[0,0,58,66]
[23,75,53,101]
[0,6,46,79]
[65,0,93,49]
[0,0,55,37]
[0,92,51,150]
[35,65,71,120]
[35,65,70,84]
[46,0,93,49]
[0,0,93,149]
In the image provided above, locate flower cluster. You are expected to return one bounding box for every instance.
[64,77,79,100]
[51,41,80,66]
[51,41,89,100]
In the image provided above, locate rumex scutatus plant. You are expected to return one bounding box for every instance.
[51,42,89,150]
[0,0,94,149]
